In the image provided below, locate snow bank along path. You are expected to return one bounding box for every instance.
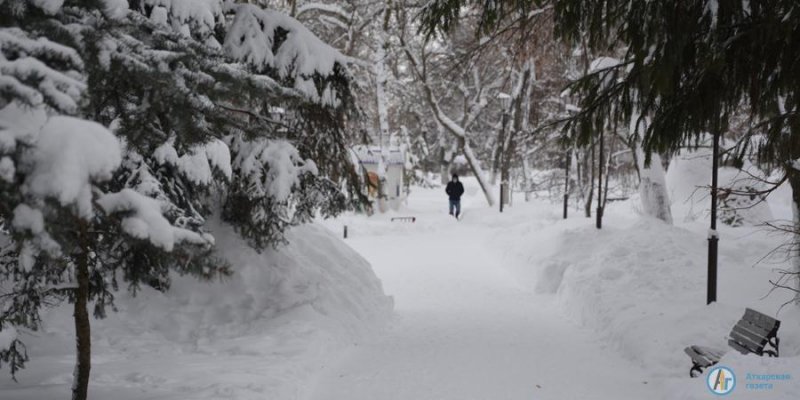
[314,182,652,400]
[0,219,392,400]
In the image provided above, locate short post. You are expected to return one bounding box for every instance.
[499,183,505,213]
[343,225,348,239]
[563,149,571,219]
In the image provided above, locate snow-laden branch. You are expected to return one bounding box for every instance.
[296,2,352,23]
[223,4,351,106]
[398,36,496,206]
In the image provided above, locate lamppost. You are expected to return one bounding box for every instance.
[708,129,721,304]
[596,129,604,229]
[498,93,512,213]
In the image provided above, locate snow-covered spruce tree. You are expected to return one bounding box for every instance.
[0,3,225,400]
[0,0,91,377]
[218,3,362,248]
[1,1,362,399]
[85,1,362,247]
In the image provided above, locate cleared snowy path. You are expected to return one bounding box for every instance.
[312,186,653,400]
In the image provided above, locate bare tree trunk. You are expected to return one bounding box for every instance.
[440,163,450,185]
[492,111,508,185]
[602,134,615,210]
[635,147,674,224]
[629,115,673,224]
[374,4,392,150]
[500,132,516,206]
[458,137,495,206]
[501,67,531,207]
[72,222,91,400]
[439,143,451,185]
[491,130,505,185]
[585,144,594,218]
[397,24,494,206]
[522,152,531,202]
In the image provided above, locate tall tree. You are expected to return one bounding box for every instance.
[0,2,361,399]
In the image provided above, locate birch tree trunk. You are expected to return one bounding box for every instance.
[629,114,673,224]
[491,125,506,185]
[501,66,532,206]
[374,4,391,149]
[459,137,496,206]
[440,151,450,185]
[635,146,674,224]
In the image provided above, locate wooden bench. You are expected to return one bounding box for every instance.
[684,308,780,377]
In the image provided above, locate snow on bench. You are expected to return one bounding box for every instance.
[684,308,780,377]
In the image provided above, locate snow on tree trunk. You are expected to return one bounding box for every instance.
[372,3,391,212]
[460,138,496,206]
[438,132,457,185]
[635,147,674,224]
[491,123,506,185]
[440,164,450,185]
[374,40,390,148]
[629,114,673,224]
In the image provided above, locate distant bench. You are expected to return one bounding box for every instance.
[684,308,780,377]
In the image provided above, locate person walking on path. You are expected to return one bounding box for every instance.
[445,174,465,218]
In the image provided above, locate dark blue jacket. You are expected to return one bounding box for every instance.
[445,181,464,200]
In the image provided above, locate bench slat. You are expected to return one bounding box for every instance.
[732,324,769,347]
[700,346,726,361]
[684,346,724,367]
[743,308,779,330]
[729,331,764,354]
[684,347,712,367]
[733,320,771,339]
[728,339,754,355]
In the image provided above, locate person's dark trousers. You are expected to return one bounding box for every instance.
[449,199,461,217]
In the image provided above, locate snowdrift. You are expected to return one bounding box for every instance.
[0,221,392,400]
[667,149,777,225]
[494,197,800,398]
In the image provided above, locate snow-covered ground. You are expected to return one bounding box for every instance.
[312,185,653,400]
[0,219,392,400]
[316,175,800,400]
[2,173,799,399]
